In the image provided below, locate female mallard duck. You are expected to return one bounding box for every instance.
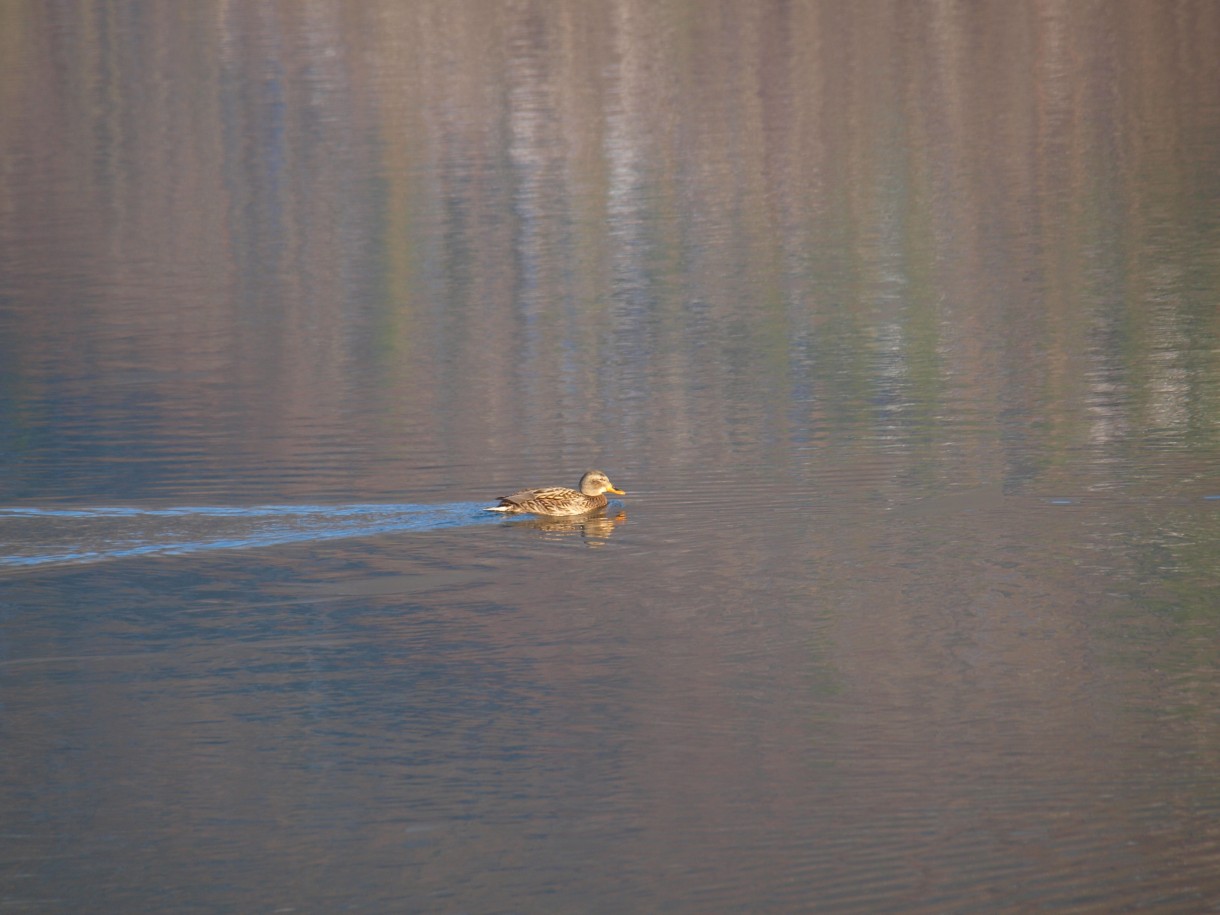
[485,470,625,517]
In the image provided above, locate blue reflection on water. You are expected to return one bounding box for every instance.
[0,502,497,568]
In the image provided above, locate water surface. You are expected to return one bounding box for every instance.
[2,2,1219,912]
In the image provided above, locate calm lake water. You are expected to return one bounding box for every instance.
[2,2,1220,912]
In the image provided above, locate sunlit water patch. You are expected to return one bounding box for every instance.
[0,502,500,569]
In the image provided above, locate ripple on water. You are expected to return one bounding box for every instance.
[0,502,498,569]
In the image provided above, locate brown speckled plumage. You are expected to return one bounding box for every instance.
[485,470,625,517]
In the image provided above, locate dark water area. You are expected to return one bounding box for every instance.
[2,2,1219,912]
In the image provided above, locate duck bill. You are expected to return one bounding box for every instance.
[607,486,626,495]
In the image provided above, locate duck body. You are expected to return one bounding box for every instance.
[485,469,625,517]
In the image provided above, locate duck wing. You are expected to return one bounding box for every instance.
[500,486,573,507]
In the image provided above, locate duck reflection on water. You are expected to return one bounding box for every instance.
[506,509,627,545]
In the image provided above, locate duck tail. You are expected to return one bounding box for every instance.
[484,504,513,512]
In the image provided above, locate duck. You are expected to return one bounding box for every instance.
[485,469,625,517]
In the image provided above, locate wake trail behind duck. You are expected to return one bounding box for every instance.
[0,502,497,569]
